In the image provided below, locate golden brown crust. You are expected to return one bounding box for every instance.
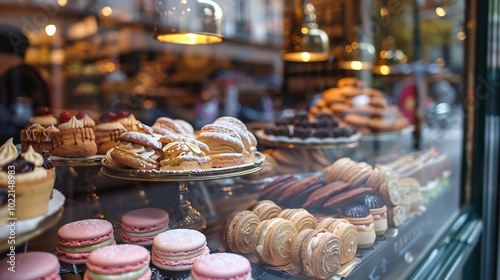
[110,146,158,170]
[119,132,162,150]
[51,128,97,158]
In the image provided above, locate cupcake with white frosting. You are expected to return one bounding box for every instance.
[0,139,55,219]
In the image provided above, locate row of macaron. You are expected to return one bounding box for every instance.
[48,208,253,279]
[219,200,386,279]
[0,247,252,280]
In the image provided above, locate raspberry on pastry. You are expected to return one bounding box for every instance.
[29,106,57,127]
[76,110,96,128]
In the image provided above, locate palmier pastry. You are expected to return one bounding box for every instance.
[51,112,97,158]
[110,131,162,170]
[94,112,127,154]
[160,141,212,170]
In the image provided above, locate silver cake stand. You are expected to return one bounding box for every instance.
[100,152,265,231]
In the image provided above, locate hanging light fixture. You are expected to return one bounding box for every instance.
[283,0,330,62]
[336,28,375,70]
[155,0,223,44]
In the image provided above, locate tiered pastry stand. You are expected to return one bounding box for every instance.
[51,155,105,219]
[100,152,265,231]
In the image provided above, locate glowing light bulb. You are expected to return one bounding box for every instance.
[45,24,56,36]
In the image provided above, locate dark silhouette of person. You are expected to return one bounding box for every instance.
[0,24,50,143]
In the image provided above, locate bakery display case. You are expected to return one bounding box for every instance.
[1,0,498,279]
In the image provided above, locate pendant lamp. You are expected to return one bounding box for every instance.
[283,0,330,62]
[155,0,223,44]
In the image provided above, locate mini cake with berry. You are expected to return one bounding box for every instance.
[51,111,97,158]
[20,123,59,153]
[76,110,96,128]
[94,112,127,154]
[29,107,57,127]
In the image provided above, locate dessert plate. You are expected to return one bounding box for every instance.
[0,189,65,249]
[100,152,266,182]
[255,130,361,149]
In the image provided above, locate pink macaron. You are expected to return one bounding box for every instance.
[0,252,61,280]
[152,229,210,271]
[120,208,170,246]
[191,252,251,280]
[84,244,151,280]
[56,219,115,264]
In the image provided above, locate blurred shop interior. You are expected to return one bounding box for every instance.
[0,0,465,129]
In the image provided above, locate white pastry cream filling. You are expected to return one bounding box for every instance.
[119,142,146,154]
[307,232,326,266]
[255,219,281,259]
[87,264,149,280]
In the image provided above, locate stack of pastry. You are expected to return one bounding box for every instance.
[309,77,409,134]
[220,202,348,279]
[106,116,259,170]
